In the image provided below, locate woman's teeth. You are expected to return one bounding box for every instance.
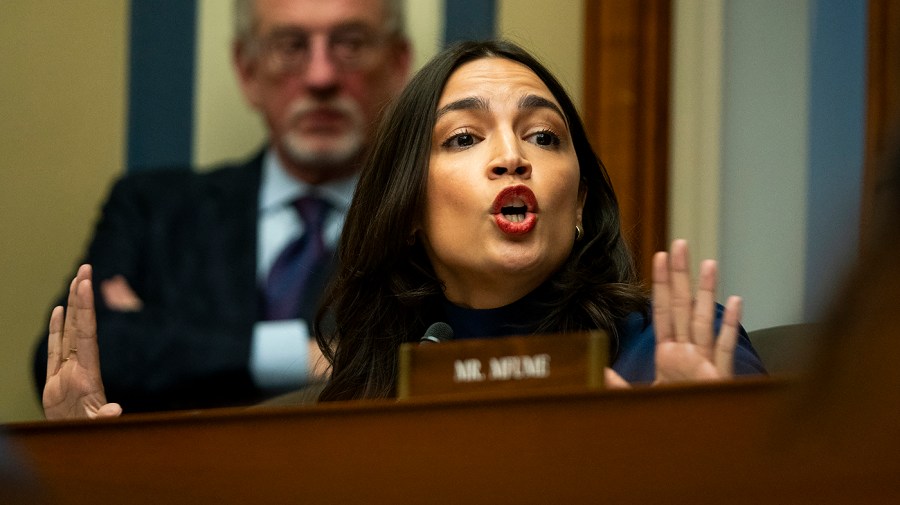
[502,205,527,222]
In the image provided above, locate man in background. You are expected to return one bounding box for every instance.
[32,0,411,412]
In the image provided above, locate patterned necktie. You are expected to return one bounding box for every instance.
[263,195,331,321]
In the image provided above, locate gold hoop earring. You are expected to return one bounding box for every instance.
[575,225,584,242]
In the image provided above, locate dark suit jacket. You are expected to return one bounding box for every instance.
[32,152,297,412]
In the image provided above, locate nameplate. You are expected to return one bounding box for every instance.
[397,331,608,399]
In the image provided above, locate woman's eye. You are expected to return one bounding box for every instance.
[455,134,474,146]
[442,133,478,149]
[531,131,560,147]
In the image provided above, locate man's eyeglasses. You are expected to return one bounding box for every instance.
[254,27,392,74]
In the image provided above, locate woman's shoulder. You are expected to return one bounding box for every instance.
[608,311,656,383]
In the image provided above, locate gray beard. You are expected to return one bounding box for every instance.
[281,132,363,174]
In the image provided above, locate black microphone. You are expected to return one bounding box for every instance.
[420,322,454,344]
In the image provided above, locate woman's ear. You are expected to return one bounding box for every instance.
[576,180,588,226]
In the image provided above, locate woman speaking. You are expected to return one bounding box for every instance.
[43,40,764,418]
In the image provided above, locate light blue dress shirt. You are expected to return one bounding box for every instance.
[250,149,356,391]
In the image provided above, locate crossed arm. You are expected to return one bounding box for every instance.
[42,240,743,419]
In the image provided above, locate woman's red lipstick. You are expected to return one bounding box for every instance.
[491,185,538,235]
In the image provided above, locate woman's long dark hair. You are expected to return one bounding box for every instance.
[315,40,648,401]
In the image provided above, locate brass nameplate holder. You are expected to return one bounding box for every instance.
[397,331,608,399]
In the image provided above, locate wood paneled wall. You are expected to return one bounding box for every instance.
[862,0,900,249]
[582,0,671,284]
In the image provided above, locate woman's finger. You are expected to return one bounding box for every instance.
[669,240,693,343]
[60,271,81,360]
[604,367,632,389]
[95,403,123,419]
[691,259,718,358]
[70,269,101,374]
[714,296,742,377]
[652,251,674,344]
[46,306,65,380]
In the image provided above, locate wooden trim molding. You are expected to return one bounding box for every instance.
[862,0,900,250]
[583,0,672,284]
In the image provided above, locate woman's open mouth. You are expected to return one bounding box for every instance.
[491,185,538,235]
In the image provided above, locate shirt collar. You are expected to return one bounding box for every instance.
[258,149,358,212]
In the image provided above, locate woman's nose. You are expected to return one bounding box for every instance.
[487,133,532,179]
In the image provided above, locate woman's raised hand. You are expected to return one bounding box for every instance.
[43,264,122,420]
[651,239,742,384]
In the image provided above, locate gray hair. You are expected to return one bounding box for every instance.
[233,0,406,44]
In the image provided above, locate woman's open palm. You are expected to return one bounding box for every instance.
[43,264,122,420]
[651,240,741,384]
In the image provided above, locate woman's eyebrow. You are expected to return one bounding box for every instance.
[434,94,564,121]
[435,96,489,120]
[518,94,565,119]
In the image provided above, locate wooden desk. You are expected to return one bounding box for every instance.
[4,379,898,504]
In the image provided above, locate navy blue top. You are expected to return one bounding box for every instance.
[440,298,766,384]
